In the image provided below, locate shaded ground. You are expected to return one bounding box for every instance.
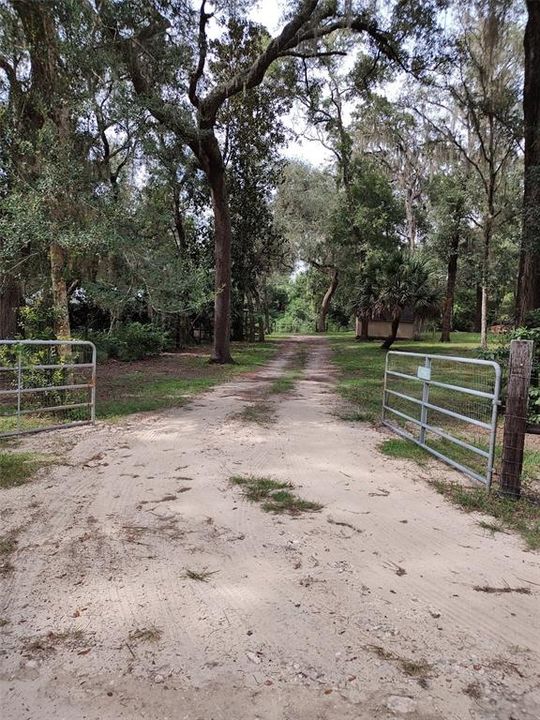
[1,336,539,719]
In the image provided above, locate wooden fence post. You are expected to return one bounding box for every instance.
[499,339,534,498]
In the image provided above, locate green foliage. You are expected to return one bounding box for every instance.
[89,323,169,362]
[478,325,540,424]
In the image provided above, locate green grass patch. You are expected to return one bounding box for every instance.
[261,491,323,515]
[232,400,276,425]
[0,451,56,489]
[378,438,430,465]
[98,339,281,421]
[230,475,322,515]
[431,480,540,550]
[268,371,301,395]
[230,475,292,501]
[328,331,483,424]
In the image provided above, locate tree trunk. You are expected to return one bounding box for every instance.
[516,1,540,324]
[358,316,369,341]
[474,284,482,332]
[257,313,265,343]
[262,278,271,334]
[412,316,423,341]
[480,284,488,349]
[440,232,460,342]
[480,212,493,350]
[49,242,71,340]
[0,279,22,339]
[246,293,256,342]
[204,140,233,364]
[381,314,401,350]
[317,268,339,333]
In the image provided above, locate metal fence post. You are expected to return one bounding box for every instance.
[382,352,390,424]
[16,344,22,433]
[499,339,534,498]
[419,356,431,444]
[90,342,96,423]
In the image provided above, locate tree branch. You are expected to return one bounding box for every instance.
[188,0,213,108]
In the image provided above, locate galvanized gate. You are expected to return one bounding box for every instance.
[382,351,501,486]
[0,340,96,437]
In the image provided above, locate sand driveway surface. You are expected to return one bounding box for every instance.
[1,336,539,719]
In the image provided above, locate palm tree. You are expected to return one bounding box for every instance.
[352,254,384,341]
[377,253,440,350]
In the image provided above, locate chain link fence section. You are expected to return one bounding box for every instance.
[0,340,96,438]
[382,351,501,486]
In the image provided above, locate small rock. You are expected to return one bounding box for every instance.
[154,674,164,684]
[386,695,417,714]
[429,608,441,619]
[246,651,261,665]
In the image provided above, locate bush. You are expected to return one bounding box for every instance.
[88,323,169,362]
[478,325,540,424]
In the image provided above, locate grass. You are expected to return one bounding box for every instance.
[261,491,323,515]
[230,475,292,501]
[268,372,300,395]
[232,400,276,425]
[328,331,484,424]
[431,479,540,550]
[378,438,430,465]
[230,475,323,515]
[0,451,57,489]
[0,340,282,432]
[98,340,281,420]
[378,440,539,550]
[267,344,307,395]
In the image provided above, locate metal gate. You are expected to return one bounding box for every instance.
[382,351,501,486]
[0,340,96,437]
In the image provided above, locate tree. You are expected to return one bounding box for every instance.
[214,20,290,342]
[428,172,471,341]
[354,97,432,252]
[274,161,338,331]
[376,252,440,349]
[96,0,444,362]
[516,0,540,323]
[352,253,384,340]
[416,0,522,348]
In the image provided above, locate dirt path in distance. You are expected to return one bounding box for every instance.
[1,336,539,720]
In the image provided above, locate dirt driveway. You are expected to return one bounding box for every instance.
[1,336,539,719]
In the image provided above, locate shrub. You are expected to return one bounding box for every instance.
[88,323,169,362]
[478,325,540,424]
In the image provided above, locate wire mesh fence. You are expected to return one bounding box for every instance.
[0,340,96,437]
[382,351,501,485]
